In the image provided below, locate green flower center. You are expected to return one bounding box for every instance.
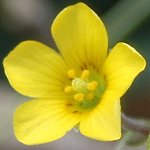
[64,69,106,111]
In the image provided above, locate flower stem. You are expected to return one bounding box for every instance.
[115,130,134,150]
[122,113,150,136]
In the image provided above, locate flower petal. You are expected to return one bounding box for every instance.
[52,2,108,72]
[3,41,70,98]
[103,42,146,97]
[80,94,121,141]
[14,99,81,145]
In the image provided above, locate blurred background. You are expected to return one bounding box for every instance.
[0,0,150,149]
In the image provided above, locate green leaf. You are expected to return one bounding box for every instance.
[147,135,150,150]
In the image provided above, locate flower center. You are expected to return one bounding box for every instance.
[72,78,87,92]
[64,69,106,111]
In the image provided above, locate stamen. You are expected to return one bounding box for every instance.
[68,69,76,79]
[80,70,90,79]
[87,93,94,100]
[64,86,72,92]
[74,93,84,101]
[87,80,98,90]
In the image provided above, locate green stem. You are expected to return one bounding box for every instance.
[115,130,134,150]
[122,113,150,136]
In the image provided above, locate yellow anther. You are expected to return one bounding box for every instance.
[64,86,72,92]
[87,80,98,90]
[80,70,90,79]
[87,93,94,100]
[74,93,84,101]
[68,69,76,79]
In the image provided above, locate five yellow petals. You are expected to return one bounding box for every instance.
[2,2,147,145]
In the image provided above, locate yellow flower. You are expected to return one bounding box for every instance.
[3,2,146,145]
